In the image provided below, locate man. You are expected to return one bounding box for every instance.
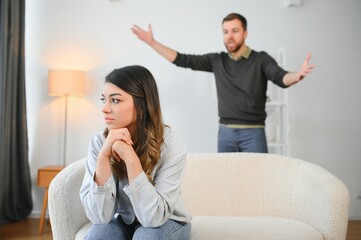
[131,13,315,153]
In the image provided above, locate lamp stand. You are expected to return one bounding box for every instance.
[62,95,68,166]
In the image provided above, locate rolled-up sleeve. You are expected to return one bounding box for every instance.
[262,52,288,88]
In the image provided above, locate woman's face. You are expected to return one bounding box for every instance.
[101,82,137,132]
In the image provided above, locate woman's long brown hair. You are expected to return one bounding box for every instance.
[103,65,164,183]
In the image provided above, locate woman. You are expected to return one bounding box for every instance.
[80,65,192,240]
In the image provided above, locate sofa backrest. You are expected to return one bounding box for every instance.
[180,153,349,220]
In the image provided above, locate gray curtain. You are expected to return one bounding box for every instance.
[0,0,33,225]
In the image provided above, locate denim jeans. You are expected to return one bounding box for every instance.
[85,217,191,240]
[218,125,268,153]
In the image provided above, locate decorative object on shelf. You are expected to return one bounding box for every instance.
[48,69,85,166]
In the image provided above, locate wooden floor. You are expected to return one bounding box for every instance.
[0,218,52,240]
[0,218,360,239]
[347,220,361,240]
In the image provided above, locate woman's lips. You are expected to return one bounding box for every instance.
[104,117,114,122]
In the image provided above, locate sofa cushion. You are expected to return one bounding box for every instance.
[75,216,322,240]
[190,216,322,240]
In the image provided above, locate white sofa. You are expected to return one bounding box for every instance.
[49,153,350,240]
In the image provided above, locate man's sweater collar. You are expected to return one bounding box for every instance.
[228,46,252,61]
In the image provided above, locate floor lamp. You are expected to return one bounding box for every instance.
[48,69,85,166]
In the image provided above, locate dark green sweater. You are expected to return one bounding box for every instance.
[172,49,288,125]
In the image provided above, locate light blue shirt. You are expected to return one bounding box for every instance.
[79,127,192,227]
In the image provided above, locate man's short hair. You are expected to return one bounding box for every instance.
[222,13,247,31]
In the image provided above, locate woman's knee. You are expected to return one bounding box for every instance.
[133,221,191,240]
[85,219,127,240]
[133,227,163,240]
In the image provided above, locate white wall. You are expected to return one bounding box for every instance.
[25,0,361,219]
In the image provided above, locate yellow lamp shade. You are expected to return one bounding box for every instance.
[48,69,85,96]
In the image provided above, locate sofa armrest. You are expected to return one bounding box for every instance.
[49,159,89,240]
[284,160,350,240]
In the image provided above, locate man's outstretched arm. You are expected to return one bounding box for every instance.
[283,53,316,87]
[131,24,178,62]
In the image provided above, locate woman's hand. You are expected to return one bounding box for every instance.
[95,128,134,185]
[111,134,143,183]
[99,128,133,160]
[112,140,137,164]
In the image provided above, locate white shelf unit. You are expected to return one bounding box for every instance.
[265,80,290,156]
[265,48,290,155]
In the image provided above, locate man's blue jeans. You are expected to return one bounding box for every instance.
[218,125,268,153]
[85,217,191,240]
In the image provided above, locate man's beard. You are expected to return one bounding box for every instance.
[225,41,243,53]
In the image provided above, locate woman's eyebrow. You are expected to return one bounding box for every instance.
[102,93,122,97]
[109,93,122,97]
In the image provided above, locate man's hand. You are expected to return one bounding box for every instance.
[131,23,178,62]
[131,24,154,45]
[296,53,316,82]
